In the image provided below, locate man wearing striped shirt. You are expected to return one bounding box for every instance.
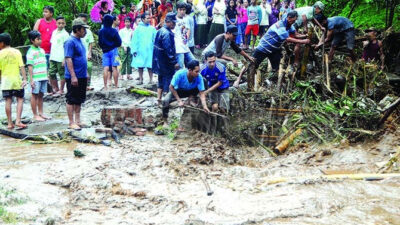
[234,11,309,87]
[27,31,50,122]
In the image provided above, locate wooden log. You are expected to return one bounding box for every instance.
[300,29,313,78]
[274,128,303,154]
[265,108,302,113]
[277,50,287,92]
[247,63,257,91]
[126,86,157,97]
[261,173,400,185]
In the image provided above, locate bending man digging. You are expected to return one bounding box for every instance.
[162,60,210,125]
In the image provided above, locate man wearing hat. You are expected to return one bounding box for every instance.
[291,1,325,67]
[315,16,356,63]
[64,18,90,130]
[153,12,179,104]
[202,24,254,66]
[362,27,385,70]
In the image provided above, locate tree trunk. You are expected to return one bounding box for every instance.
[347,0,360,18]
[387,0,399,28]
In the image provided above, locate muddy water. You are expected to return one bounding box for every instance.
[1,131,400,224]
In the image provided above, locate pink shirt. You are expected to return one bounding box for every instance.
[237,7,248,24]
[38,18,57,54]
[118,14,128,30]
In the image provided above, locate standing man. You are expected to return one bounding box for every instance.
[174,2,195,69]
[245,0,262,50]
[362,27,385,70]
[34,6,57,70]
[201,51,230,113]
[162,60,210,124]
[153,13,179,104]
[202,25,254,66]
[64,19,90,130]
[234,11,310,87]
[131,12,157,84]
[78,13,95,91]
[316,16,356,63]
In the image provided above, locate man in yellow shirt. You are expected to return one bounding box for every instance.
[0,33,28,129]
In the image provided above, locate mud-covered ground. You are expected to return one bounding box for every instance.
[1,64,400,224]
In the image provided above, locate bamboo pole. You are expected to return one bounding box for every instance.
[300,29,313,78]
[274,128,303,154]
[261,173,400,185]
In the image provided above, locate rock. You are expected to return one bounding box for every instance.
[74,150,85,158]
[101,140,112,146]
[136,131,145,136]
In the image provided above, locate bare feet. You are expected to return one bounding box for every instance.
[39,114,51,120]
[15,123,27,129]
[33,115,45,122]
[7,124,14,130]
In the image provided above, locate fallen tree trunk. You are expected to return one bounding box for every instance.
[274,128,302,154]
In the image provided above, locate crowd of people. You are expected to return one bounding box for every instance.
[0,0,386,130]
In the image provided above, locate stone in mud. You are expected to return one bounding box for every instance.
[101,105,143,128]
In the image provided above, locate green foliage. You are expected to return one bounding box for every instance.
[297,0,400,31]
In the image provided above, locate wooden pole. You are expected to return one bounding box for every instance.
[300,28,313,78]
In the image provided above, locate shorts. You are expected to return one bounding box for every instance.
[102,49,120,67]
[48,60,65,80]
[2,89,24,98]
[253,49,281,71]
[32,80,48,94]
[210,89,230,111]
[65,78,87,105]
[332,28,355,50]
[245,24,259,36]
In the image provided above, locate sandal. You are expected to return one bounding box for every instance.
[68,124,81,131]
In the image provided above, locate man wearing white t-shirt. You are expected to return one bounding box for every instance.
[174,2,195,69]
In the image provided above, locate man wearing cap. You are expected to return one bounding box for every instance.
[234,11,310,87]
[202,25,254,66]
[362,27,385,70]
[291,1,325,67]
[315,16,356,63]
[153,12,179,104]
[64,18,90,130]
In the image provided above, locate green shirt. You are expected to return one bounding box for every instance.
[50,29,70,62]
[26,46,48,81]
[81,29,94,59]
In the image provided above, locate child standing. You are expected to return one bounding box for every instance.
[118,5,129,30]
[49,16,69,96]
[245,0,262,50]
[26,31,49,122]
[99,14,122,90]
[237,0,249,47]
[118,17,133,80]
[0,33,28,129]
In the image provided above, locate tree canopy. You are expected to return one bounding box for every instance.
[0,0,399,46]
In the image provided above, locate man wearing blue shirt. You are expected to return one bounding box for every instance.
[64,18,89,130]
[201,51,230,113]
[234,11,309,88]
[162,60,210,123]
[316,16,356,63]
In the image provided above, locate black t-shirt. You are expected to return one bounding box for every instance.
[225,7,237,20]
[100,10,112,20]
